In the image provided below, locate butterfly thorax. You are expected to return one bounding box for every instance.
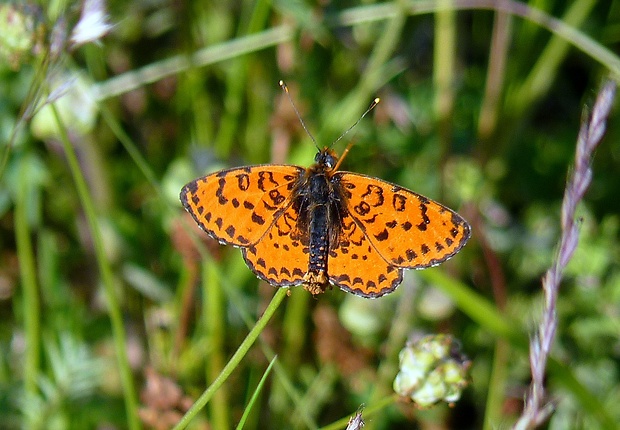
[292,149,347,294]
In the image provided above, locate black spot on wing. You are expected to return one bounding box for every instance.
[216,178,228,205]
[405,249,417,261]
[225,225,236,238]
[237,173,250,191]
[252,213,266,225]
[417,203,430,231]
[392,194,407,212]
[374,229,389,241]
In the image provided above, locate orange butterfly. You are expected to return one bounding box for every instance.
[181,93,470,298]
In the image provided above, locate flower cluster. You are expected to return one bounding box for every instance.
[393,334,470,408]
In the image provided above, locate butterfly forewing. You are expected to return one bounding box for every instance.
[335,172,470,269]
[181,165,303,246]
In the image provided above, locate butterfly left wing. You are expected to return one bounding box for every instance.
[334,172,471,269]
[242,204,309,286]
[181,165,304,246]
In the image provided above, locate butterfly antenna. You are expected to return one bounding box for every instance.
[280,80,319,150]
[331,97,380,148]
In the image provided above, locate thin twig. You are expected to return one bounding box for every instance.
[514,80,617,429]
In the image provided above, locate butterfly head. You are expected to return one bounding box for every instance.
[315,147,339,171]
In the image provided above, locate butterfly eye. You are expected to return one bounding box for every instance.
[325,153,337,169]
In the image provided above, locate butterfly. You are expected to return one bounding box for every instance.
[180,144,470,298]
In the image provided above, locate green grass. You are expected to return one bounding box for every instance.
[1,0,620,428]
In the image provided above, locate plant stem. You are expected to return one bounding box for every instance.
[51,105,141,430]
[173,287,288,430]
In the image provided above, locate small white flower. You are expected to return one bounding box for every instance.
[70,0,113,48]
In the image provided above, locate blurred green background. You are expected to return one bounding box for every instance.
[0,0,619,429]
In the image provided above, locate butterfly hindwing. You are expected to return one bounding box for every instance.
[328,212,403,298]
[335,172,471,269]
[242,204,308,286]
[181,165,304,246]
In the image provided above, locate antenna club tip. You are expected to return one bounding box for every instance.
[279,80,289,92]
[374,97,380,104]
[279,80,284,86]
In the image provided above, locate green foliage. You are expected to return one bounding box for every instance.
[0,0,619,429]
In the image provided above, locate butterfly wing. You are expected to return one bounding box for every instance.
[242,204,309,286]
[180,165,304,246]
[327,212,403,298]
[334,172,470,269]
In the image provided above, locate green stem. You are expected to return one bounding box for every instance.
[434,0,456,121]
[477,10,512,146]
[509,0,598,115]
[483,339,509,429]
[235,355,277,430]
[173,287,288,430]
[204,260,230,428]
[434,0,457,194]
[51,105,141,430]
[321,0,407,141]
[15,158,41,398]
[214,0,272,157]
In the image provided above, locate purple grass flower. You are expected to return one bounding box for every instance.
[514,80,616,429]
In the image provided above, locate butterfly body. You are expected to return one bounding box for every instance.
[287,149,347,293]
[181,147,470,298]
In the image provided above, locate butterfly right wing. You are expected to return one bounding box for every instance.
[180,165,304,247]
[335,172,471,269]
